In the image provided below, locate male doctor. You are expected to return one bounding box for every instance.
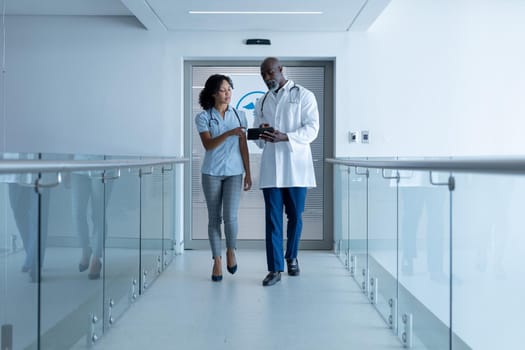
[253,57,319,287]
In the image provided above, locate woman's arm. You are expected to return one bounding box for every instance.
[199,126,245,151]
[238,132,252,191]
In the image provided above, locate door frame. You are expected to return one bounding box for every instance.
[183,59,334,250]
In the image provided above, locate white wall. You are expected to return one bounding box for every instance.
[2,16,176,156]
[0,15,350,157]
[2,1,525,157]
[340,0,525,157]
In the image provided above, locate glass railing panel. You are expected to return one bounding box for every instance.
[103,162,140,331]
[349,166,368,293]
[1,154,182,348]
[0,167,40,350]
[40,172,103,349]
[140,165,164,292]
[397,170,451,349]
[452,173,524,350]
[368,168,398,328]
[173,162,185,255]
[333,164,350,266]
[38,154,106,349]
[332,164,342,258]
[162,164,175,269]
[343,165,351,266]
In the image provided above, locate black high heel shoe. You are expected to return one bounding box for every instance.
[211,260,222,281]
[79,261,89,272]
[226,250,237,274]
[227,264,237,274]
[88,258,102,280]
[78,248,92,272]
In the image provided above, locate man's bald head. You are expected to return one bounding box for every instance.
[260,57,286,92]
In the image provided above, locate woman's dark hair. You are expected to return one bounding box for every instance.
[199,74,234,110]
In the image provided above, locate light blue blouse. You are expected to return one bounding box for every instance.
[195,106,247,176]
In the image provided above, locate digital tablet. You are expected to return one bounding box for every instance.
[247,127,275,140]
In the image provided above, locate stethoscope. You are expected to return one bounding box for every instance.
[260,83,300,115]
[208,107,242,128]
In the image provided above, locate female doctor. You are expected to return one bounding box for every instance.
[195,74,252,282]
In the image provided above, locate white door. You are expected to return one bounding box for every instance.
[186,61,332,250]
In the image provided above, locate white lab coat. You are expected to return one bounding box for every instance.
[253,80,319,188]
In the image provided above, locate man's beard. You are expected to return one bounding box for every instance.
[265,80,279,92]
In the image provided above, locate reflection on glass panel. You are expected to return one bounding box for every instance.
[0,165,40,350]
[1,154,181,348]
[344,166,351,270]
[104,164,140,331]
[398,170,450,349]
[162,164,175,268]
[349,167,368,293]
[453,174,523,350]
[368,168,398,328]
[174,163,185,255]
[140,166,164,292]
[333,165,349,264]
[39,153,106,349]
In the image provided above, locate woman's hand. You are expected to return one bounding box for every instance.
[229,126,246,137]
[243,174,252,191]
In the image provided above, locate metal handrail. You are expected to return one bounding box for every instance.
[326,157,525,175]
[0,157,189,174]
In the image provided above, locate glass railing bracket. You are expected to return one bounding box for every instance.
[101,168,121,183]
[87,313,99,347]
[388,298,398,331]
[129,278,138,303]
[143,270,149,290]
[108,299,115,326]
[35,172,62,193]
[369,277,378,305]
[381,169,400,182]
[164,250,169,269]
[355,167,369,177]
[361,268,369,294]
[429,171,455,191]
[401,313,413,348]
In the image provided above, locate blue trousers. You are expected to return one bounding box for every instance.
[262,187,307,272]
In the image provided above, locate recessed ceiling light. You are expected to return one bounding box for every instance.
[188,11,323,15]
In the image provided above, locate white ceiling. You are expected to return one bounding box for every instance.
[5,0,132,16]
[5,0,390,32]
